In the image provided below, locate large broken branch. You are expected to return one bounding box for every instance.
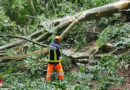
[35,18,76,42]
[0,30,44,50]
[0,36,48,47]
[60,14,83,39]
[0,40,25,51]
[0,48,48,61]
[63,45,130,60]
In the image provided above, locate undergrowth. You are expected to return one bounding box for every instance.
[97,23,130,49]
[0,53,129,89]
[0,0,129,89]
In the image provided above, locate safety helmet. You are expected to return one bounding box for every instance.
[55,36,61,42]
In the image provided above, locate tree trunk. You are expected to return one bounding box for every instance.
[60,0,130,38]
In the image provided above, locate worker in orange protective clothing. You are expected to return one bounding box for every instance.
[46,36,64,81]
[0,78,3,87]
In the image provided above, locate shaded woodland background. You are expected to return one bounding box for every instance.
[0,0,130,89]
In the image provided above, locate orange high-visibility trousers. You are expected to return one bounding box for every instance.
[46,62,64,81]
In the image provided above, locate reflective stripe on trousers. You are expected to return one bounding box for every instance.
[46,62,64,81]
[46,72,53,77]
[58,72,64,76]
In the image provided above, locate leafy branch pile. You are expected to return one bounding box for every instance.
[0,0,130,89]
[1,53,129,89]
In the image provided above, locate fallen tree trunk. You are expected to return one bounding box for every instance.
[57,0,130,23]
[60,0,130,38]
[28,0,130,41]
[62,47,101,59]
[63,48,130,60]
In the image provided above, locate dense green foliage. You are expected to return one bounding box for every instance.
[0,8,16,34]
[97,23,130,49]
[1,53,129,89]
[0,0,129,89]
